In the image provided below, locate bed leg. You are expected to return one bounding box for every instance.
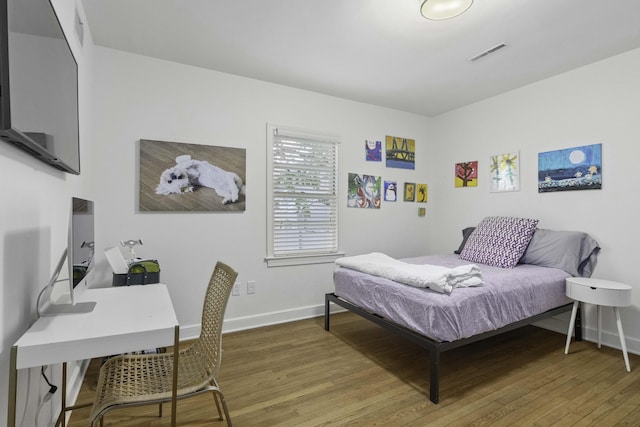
[429,348,440,404]
[324,294,331,331]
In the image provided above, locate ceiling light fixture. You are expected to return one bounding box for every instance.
[420,0,473,20]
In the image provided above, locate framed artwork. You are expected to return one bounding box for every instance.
[384,181,397,201]
[365,139,382,161]
[403,182,416,202]
[418,207,426,217]
[348,173,381,208]
[385,135,415,170]
[416,184,428,203]
[455,161,478,187]
[139,139,246,212]
[490,151,520,192]
[538,143,602,193]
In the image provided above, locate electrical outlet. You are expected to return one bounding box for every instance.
[247,280,256,295]
[232,283,240,296]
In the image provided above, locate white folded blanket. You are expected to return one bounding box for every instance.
[335,252,483,294]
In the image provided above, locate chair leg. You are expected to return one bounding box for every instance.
[159,402,163,417]
[214,391,232,427]
[213,392,224,420]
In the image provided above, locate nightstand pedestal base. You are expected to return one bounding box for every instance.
[564,277,632,373]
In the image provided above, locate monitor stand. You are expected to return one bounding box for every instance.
[40,301,96,316]
[37,249,97,316]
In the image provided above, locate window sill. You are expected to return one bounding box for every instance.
[265,252,345,268]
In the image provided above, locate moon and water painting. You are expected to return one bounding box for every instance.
[538,143,602,193]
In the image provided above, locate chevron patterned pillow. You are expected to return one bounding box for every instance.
[459,216,539,268]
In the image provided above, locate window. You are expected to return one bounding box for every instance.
[266,124,342,267]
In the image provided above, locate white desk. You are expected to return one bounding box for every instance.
[8,284,179,427]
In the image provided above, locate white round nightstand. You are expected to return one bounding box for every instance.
[564,277,632,372]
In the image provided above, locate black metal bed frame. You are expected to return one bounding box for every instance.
[324,292,581,404]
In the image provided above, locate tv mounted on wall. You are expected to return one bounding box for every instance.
[0,0,80,174]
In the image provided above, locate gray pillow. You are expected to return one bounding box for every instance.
[520,228,600,277]
[454,227,475,255]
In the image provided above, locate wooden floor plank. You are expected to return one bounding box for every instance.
[68,312,640,426]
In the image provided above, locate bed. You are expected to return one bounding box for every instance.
[324,217,600,403]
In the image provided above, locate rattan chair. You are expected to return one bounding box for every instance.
[90,261,238,426]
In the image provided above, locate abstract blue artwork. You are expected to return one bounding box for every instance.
[538,143,602,193]
[365,140,382,161]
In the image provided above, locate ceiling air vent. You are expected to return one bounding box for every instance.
[469,42,508,62]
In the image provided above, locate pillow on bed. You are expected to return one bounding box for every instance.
[454,227,475,254]
[459,216,538,268]
[520,228,600,277]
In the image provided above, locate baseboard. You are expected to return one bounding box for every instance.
[535,316,640,356]
[180,303,346,341]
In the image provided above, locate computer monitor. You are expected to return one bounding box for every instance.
[39,197,96,316]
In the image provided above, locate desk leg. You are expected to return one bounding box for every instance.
[171,325,180,427]
[597,305,602,349]
[54,362,68,427]
[8,346,17,427]
[565,301,579,354]
[614,307,631,372]
[62,362,67,427]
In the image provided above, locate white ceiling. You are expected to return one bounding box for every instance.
[81,0,640,117]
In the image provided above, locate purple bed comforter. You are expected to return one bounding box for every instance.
[333,254,571,342]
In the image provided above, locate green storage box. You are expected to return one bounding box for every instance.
[112,260,160,286]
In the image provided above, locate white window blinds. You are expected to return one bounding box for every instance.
[267,125,340,263]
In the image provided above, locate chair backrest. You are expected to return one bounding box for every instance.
[182,261,237,390]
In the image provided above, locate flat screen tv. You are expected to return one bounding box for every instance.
[0,0,80,174]
[39,196,96,316]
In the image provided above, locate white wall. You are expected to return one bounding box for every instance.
[89,47,432,336]
[5,7,639,424]
[0,1,95,425]
[428,48,640,353]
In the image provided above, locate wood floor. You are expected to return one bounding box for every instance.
[68,312,640,426]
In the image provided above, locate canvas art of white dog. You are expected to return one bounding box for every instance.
[155,155,245,204]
